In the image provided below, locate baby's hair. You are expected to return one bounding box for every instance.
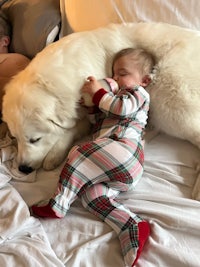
[0,11,11,37]
[112,47,155,76]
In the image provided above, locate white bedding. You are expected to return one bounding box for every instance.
[0,130,198,267]
[60,0,200,34]
[0,177,64,267]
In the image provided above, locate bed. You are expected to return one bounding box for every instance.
[0,1,200,267]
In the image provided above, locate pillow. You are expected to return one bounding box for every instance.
[1,0,61,58]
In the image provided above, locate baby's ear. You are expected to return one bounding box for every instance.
[141,75,151,87]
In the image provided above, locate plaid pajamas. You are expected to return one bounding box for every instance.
[50,137,144,216]
[49,85,149,217]
[35,85,150,267]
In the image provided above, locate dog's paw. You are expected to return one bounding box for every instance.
[42,138,71,170]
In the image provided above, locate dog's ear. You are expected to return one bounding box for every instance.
[35,74,80,130]
[51,98,79,130]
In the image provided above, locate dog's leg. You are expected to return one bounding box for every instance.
[43,130,76,170]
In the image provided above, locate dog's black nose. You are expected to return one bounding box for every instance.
[19,165,33,174]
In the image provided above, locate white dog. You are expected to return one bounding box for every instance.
[3,22,200,172]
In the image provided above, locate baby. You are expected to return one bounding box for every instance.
[32,47,155,267]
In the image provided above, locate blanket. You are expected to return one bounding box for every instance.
[0,178,65,267]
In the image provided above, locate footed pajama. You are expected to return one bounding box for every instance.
[32,85,151,266]
[32,138,149,266]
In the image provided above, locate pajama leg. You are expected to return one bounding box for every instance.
[81,183,150,267]
[32,139,144,220]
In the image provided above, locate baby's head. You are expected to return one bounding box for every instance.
[112,48,155,89]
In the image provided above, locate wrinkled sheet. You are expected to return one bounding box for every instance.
[0,178,64,267]
[10,132,200,267]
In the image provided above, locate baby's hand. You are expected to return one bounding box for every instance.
[82,76,102,95]
[81,76,102,107]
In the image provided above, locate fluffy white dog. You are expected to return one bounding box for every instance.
[3,22,200,172]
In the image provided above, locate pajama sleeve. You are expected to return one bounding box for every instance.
[93,86,150,119]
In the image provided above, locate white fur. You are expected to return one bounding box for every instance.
[3,22,200,171]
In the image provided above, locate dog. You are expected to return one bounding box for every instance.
[2,64,91,173]
[3,22,200,173]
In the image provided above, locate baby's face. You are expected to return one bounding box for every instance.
[112,54,143,89]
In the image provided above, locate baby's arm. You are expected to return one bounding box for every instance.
[95,86,150,119]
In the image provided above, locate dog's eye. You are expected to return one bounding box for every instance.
[29,137,41,144]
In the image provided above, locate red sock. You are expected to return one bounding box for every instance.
[31,203,61,218]
[132,221,150,266]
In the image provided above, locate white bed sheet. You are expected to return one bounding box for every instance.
[0,179,65,267]
[9,132,200,267]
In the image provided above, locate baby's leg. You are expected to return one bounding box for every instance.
[31,141,112,218]
[81,183,150,267]
[32,138,143,219]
